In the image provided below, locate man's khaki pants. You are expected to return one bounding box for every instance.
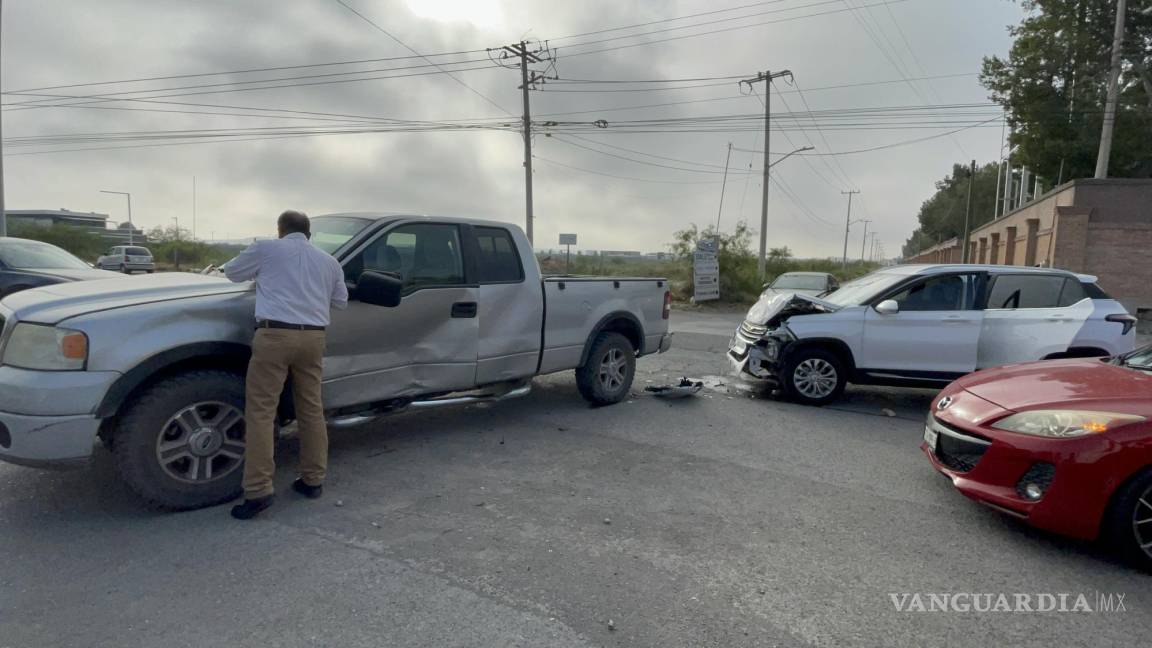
[243,327,328,499]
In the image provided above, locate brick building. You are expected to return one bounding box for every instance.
[905,179,1152,317]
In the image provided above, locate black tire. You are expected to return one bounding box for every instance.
[1104,467,1152,571]
[780,347,847,406]
[112,370,247,510]
[576,332,636,405]
[119,264,128,274]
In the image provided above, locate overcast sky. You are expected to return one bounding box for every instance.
[2,0,1025,257]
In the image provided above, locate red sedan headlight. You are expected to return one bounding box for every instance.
[991,410,1146,438]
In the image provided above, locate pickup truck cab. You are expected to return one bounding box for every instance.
[729,264,1135,405]
[0,214,671,509]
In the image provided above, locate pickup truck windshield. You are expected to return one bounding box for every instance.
[0,240,91,270]
[821,271,907,306]
[310,216,373,254]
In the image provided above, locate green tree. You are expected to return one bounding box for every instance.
[902,162,1002,257]
[981,0,1152,183]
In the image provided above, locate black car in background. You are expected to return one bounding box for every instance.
[0,237,120,299]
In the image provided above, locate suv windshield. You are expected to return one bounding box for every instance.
[822,271,908,306]
[310,216,373,254]
[771,274,827,291]
[0,239,91,270]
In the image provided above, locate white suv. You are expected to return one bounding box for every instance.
[728,264,1137,405]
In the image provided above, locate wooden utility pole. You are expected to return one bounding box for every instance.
[497,41,553,245]
[715,142,732,233]
[1095,0,1128,179]
[960,160,976,263]
[739,70,793,280]
[840,190,860,269]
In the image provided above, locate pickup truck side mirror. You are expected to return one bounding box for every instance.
[874,299,900,315]
[355,270,403,308]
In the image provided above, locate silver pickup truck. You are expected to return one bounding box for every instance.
[0,214,671,508]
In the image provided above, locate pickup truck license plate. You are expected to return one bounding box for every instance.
[923,425,938,452]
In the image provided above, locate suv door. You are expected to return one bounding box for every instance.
[98,248,119,269]
[978,273,1096,367]
[858,272,984,378]
[468,225,543,384]
[323,222,480,410]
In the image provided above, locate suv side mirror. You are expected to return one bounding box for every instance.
[355,270,403,307]
[874,299,899,315]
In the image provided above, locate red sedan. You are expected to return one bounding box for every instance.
[922,346,1152,569]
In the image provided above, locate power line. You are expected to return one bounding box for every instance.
[550,0,796,41]
[1,50,490,96]
[533,155,724,184]
[334,0,514,116]
[559,0,912,59]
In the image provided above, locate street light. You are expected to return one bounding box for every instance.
[99,190,134,245]
[757,145,815,279]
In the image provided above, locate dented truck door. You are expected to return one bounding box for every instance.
[322,222,480,410]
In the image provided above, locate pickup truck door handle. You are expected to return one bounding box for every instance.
[451,302,478,318]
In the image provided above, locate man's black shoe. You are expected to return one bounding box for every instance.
[292,479,324,499]
[230,494,274,520]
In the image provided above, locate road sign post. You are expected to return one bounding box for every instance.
[693,237,720,302]
[559,233,577,274]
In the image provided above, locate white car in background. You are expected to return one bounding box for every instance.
[96,246,155,274]
[729,264,1137,405]
[760,271,839,299]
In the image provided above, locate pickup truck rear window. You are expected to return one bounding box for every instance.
[474,227,524,283]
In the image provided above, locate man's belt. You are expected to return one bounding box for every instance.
[256,320,326,331]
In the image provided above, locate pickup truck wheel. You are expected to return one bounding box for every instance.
[576,332,636,405]
[112,371,246,510]
[781,348,846,406]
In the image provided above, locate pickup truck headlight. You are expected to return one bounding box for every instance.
[1,323,89,370]
[991,410,1145,438]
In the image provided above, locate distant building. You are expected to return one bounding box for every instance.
[5,209,110,231]
[3,209,147,245]
[599,250,643,259]
[904,178,1152,317]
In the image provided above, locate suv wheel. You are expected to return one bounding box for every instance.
[1105,468,1152,571]
[119,264,128,274]
[112,371,247,510]
[575,332,636,405]
[781,347,847,406]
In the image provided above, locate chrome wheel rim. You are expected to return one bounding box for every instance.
[1132,487,1152,559]
[598,348,628,392]
[155,401,245,484]
[793,358,838,399]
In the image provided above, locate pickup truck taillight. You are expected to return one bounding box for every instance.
[662,291,672,319]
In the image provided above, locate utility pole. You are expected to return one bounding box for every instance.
[1095,0,1128,179]
[960,159,976,263]
[740,69,793,280]
[192,176,197,241]
[494,41,555,246]
[859,219,871,261]
[868,232,878,262]
[0,0,6,238]
[840,190,860,269]
[715,142,732,233]
[172,217,180,271]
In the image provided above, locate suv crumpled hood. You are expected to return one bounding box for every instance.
[745,292,840,327]
[1,273,249,324]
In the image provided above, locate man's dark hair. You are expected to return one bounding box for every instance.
[278,210,310,238]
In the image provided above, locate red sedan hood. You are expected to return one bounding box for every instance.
[956,359,1152,412]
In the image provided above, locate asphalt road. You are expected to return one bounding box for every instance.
[1,309,1148,648]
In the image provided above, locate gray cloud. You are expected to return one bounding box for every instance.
[4,0,1024,256]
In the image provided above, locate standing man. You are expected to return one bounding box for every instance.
[225,210,348,520]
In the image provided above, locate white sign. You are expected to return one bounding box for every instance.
[693,237,720,301]
[559,233,577,246]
